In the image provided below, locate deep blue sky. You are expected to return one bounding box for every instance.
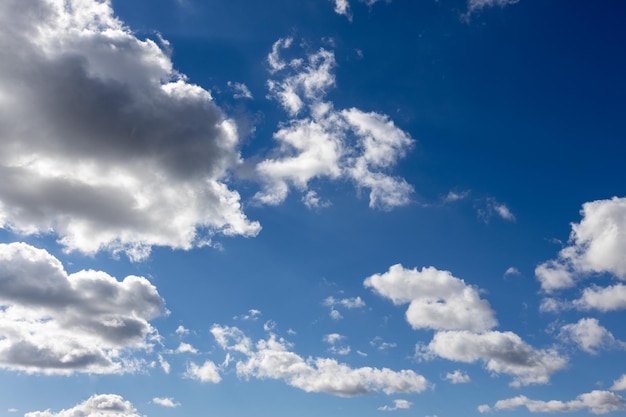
[1,1,626,416]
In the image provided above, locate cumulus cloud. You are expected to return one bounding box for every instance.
[559,318,625,354]
[324,296,366,309]
[227,81,253,99]
[185,360,222,383]
[0,0,260,260]
[0,242,165,375]
[378,399,412,411]
[612,375,626,391]
[211,325,429,397]
[324,333,351,355]
[152,397,180,408]
[424,330,567,387]
[24,394,141,417]
[541,284,626,313]
[256,39,414,210]
[364,264,497,332]
[175,342,199,354]
[445,369,471,384]
[479,390,625,415]
[536,197,626,292]
[504,267,521,277]
[333,0,352,20]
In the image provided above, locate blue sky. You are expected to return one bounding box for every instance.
[1,0,626,416]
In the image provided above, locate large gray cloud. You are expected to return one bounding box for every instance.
[0,0,260,260]
[0,242,165,374]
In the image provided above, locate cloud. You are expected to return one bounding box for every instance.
[467,0,520,14]
[536,197,626,292]
[176,342,199,354]
[256,39,414,210]
[324,333,351,355]
[478,198,516,222]
[504,267,521,277]
[541,284,626,313]
[370,337,397,351]
[479,390,625,415]
[211,325,429,397]
[364,264,497,332]
[185,360,222,383]
[303,190,331,209]
[425,330,567,387]
[152,397,180,408]
[445,369,471,384]
[333,0,352,20]
[175,325,190,335]
[378,399,412,411]
[0,242,165,375]
[0,0,260,260]
[24,394,141,417]
[612,375,626,391]
[158,354,171,374]
[227,81,253,99]
[559,318,625,354]
[324,296,366,309]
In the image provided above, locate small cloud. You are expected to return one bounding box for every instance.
[287,328,297,335]
[477,404,491,413]
[356,350,368,357]
[333,0,353,20]
[445,369,471,384]
[504,267,521,277]
[234,309,262,321]
[478,198,516,222]
[227,81,253,99]
[330,308,343,320]
[185,360,222,383]
[443,190,470,203]
[175,325,190,335]
[370,336,397,351]
[176,342,198,354]
[378,399,413,411]
[152,397,181,408]
[7,408,18,413]
[611,374,626,391]
[158,354,171,374]
[303,190,331,209]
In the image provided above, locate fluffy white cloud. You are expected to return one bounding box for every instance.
[612,374,626,391]
[175,342,199,354]
[324,296,366,309]
[378,399,412,411]
[479,390,625,415]
[445,369,471,384]
[211,325,429,397]
[333,0,352,20]
[559,318,625,354]
[425,330,567,387]
[0,242,165,374]
[25,394,141,417]
[152,397,180,408]
[256,40,414,210]
[574,284,626,312]
[0,0,260,260]
[364,264,497,332]
[185,360,222,383]
[536,197,626,292]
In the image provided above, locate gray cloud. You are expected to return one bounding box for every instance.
[0,242,165,374]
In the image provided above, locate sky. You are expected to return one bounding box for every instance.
[0,0,626,416]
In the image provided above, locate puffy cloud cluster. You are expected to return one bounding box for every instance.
[425,330,567,387]
[479,390,625,415]
[0,0,260,260]
[210,324,429,397]
[536,197,626,292]
[0,242,165,375]
[366,264,567,386]
[185,360,222,383]
[365,264,497,331]
[445,369,471,384]
[25,394,141,417]
[152,397,180,408]
[378,399,412,412]
[256,39,414,210]
[559,318,625,354]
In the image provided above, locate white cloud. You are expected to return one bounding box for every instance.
[333,0,352,20]
[504,267,521,277]
[8,409,18,413]
[256,40,414,210]
[444,190,470,203]
[303,190,331,209]
[152,397,180,408]
[175,325,190,335]
[559,318,625,354]
[227,81,253,99]
[330,309,343,320]
[370,337,397,351]
[467,0,520,14]
[0,242,165,375]
[324,333,351,355]
[536,197,626,292]
[0,0,260,260]
[364,264,497,332]
[324,296,366,309]
[611,374,626,391]
[212,325,429,397]
[378,399,412,411]
[478,198,516,222]
[426,330,567,387]
[480,390,625,415]
[234,309,262,321]
[574,284,626,312]
[24,394,141,417]
[445,369,471,384]
[158,354,171,374]
[185,360,222,383]
[176,342,199,354]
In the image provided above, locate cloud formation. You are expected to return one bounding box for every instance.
[256,39,414,210]
[378,399,412,411]
[445,369,471,384]
[0,0,260,260]
[211,324,429,397]
[25,394,141,417]
[467,0,520,14]
[479,390,625,415]
[152,397,180,408]
[536,197,626,292]
[424,330,567,387]
[0,242,165,374]
[364,264,497,331]
[559,318,625,354]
